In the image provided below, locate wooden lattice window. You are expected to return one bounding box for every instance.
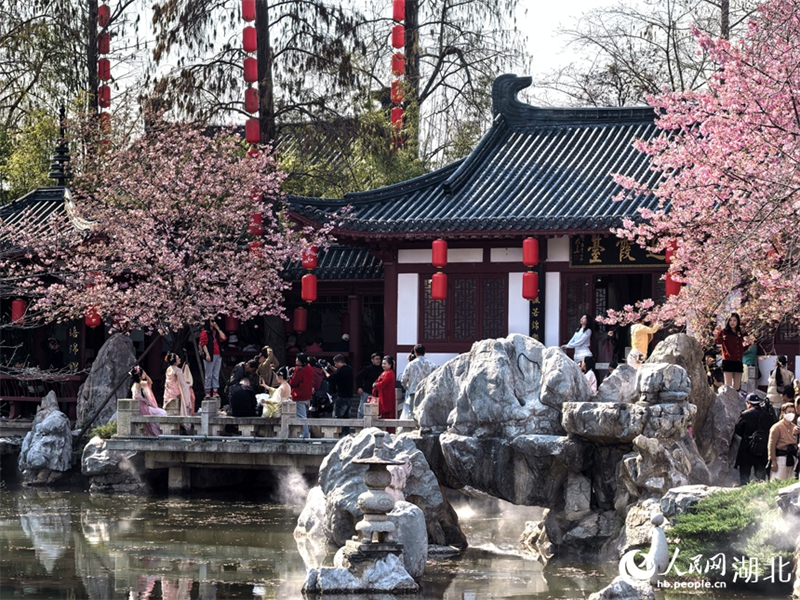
[482,277,507,339]
[421,279,447,340]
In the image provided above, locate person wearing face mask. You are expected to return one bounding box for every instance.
[767,402,800,481]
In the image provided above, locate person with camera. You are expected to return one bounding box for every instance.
[325,355,354,434]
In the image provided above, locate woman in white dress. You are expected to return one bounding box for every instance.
[562,314,593,362]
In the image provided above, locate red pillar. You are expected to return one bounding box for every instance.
[348,294,362,373]
[383,253,398,361]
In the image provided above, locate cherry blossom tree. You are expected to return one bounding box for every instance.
[0,118,333,336]
[606,0,800,342]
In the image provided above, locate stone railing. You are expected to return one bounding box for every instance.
[115,398,416,439]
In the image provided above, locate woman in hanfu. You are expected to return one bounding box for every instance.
[163,352,193,416]
[131,366,166,436]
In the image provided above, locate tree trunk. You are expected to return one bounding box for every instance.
[720,0,730,39]
[403,0,420,155]
[256,0,276,143]
[87,0,99,110]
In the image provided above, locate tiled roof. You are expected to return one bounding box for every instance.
[288,74,662,239]
[284,245,383,281]
[0,187,91,239]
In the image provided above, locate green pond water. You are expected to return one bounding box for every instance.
[0,487,786,599]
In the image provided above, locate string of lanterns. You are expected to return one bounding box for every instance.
[97,2,111,114]
[522,237,539,300]
[242,0,260,146]
[293,246,318,332]
[390,0,405,132]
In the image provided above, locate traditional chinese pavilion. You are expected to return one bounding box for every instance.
[286,74,674,374]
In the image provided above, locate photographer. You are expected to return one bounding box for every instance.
[326,355,354,435]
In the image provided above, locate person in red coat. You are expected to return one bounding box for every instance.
[714,312,746,391]
[373,356,397,432]
[289,353,313,438]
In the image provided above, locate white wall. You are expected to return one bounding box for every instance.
[545,271,561,347]
[398,248,483,263]
[548,236,570,262]
[397,273,419,346]
[507,272,529,335]
[397,352,458,375]
[490,247,523,263]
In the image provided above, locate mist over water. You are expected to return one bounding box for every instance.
[276,467,310,507]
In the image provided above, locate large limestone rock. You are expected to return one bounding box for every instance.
[615,435,711,511]
[439,431,591,506]
[81,436,145,493]
[303,552,418,595]
[298,428,466,549]
[414,335,590,438]
[595,364,638,403]
[645,334,715,455]
[522,507,622,557]
[388,501,428,579]
[18,392,72,484]
[76,334,136,427]
[562,401,695,444]
[698,385,744,484]
[660,484,725,519]
[635,363,691,403]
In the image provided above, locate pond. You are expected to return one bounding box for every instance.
[0,484,784,599]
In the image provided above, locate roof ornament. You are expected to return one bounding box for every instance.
[48,105,73,188]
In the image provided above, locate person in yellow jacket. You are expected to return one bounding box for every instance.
[630,323,660,359]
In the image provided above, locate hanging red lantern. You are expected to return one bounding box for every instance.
[391,53,405,76]
[98,111,111,133]
[11,298,26,324]
[98,31,110,54]
[301,273,318,303]
[293,307,308,332]
[98,85,111,108]
[224,315,240,333]
[249,240,263,255]
[391,107,404,129]
[245,87,259,113]
[393,0,405,21]
[248,213,263,236]
[522,237,539,267]
[301,246,318,270]
[392,25,405,49]
[244,57,258,83]
[432,239,448,268]
[245,118,260,144]
[85,307,102,328]
[391,79,404,104]
[522,271,539,301]
[242,0,256,21]
[98,58,111,81]
[247,148,259,158]
[98,4,111,27]
[243,26,257,53]
[665,274,681,297]
[665,247,674,264]
[431,272,447,301]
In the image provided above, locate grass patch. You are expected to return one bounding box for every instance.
[667,480,797,580]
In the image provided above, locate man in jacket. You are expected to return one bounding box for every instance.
[733,393,773,484]
[355,353,383,419]
[400,344,436,420]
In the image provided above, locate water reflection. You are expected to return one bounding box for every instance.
[0,488,683,600]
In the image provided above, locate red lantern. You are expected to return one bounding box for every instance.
[431,272,447,301]
[391,79,404,104]
[98,32,110,54]
[302,273,318,303]
[392,25,405,49]
[247,148,259,158]
[249,240,263,255]
[432,239,447,268]
[244,57,258,83]
[523,237,539,267]
[245,118,260,144]
[522,271,539,301]
[293,307,308,332]
[98,58,111,81]
[665,274,681,297]
[301,246,318,270]
[98,85,111,108]
[391,53,405,76]
[85,307,102,328]
[391,107,403,129]
[665,247,674,264]
[248,213,263,236]
[393,0,405,21]
[242,0,256,21]
[98,4,110,27]
[224,315,240,333]
[243,26,257,53]
[11,298,26,324]
[245,87,259,113]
